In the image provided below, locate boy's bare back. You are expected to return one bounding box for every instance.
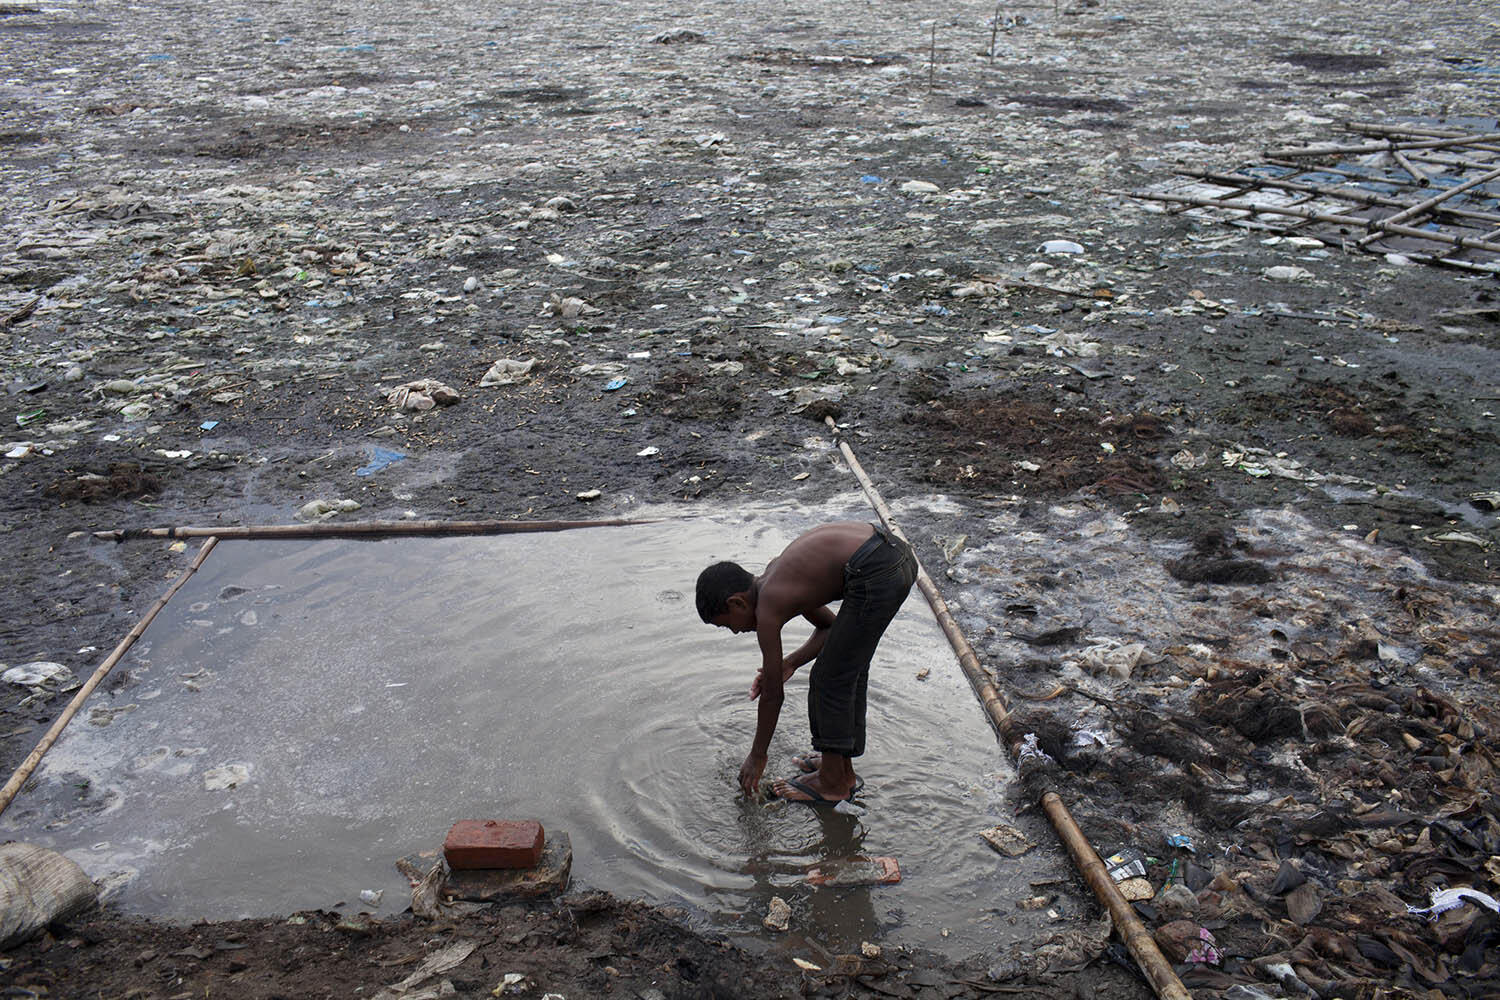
[755,522,877,627]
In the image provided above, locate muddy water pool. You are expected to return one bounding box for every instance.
[2,506,1062,958]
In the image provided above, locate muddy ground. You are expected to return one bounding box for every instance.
[2,0,1499,997]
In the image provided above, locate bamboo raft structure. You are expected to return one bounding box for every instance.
[1122,120,1500,273]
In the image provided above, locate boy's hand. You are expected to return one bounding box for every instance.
[749,663,796,700]
[739,751,767,798]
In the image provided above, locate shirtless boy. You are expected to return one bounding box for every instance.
[695,522,918,804]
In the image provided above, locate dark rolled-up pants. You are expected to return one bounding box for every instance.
[807,524,918,758]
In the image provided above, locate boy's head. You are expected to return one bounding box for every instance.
[696,561,754,625]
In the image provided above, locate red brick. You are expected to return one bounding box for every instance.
[444,819,545,870]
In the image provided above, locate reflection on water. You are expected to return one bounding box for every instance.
[0,505,1057,959]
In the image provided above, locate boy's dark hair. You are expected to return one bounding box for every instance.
[696,561,753,623]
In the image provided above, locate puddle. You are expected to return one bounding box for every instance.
[1,504,1063,959]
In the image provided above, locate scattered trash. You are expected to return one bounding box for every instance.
[1407,887,1500,921]
[540,294,599,319]
[385,380,459,412]
[356,448,408,477]
[1104,848,1147,882]
[977,823,1036,858]
[479,359,536,387]
[1153,920,1221,965]
[1039,239,1085,255]
[575,489,602,501]
[371,940,476,1000]
[0,843,98,949]
[762,896,791,931]
[1262,265,1315,282]
[358,888,383,907]
[2,661,79,693]
[653,27,706,44]
[298,498,362,521]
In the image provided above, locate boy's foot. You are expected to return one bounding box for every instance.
[790,752,821,773]
[791,753,863,792]
[772,774,856,806]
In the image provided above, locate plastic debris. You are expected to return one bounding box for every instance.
[479,359,536,387]
[1104,848,1147,882]
[762,896,790,931]
[385,379,459,412]
[1407,887,1500,921]
[2,661,79,692]
[298,498,362,521]
[356,448,407,477]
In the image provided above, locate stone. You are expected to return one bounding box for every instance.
[441,833,572,901]
[444,819,545,870]
[805,856,901,887]
[978,823,1036,858]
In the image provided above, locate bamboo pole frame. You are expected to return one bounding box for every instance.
[0,538,220,818]
[1117,188,1500,257]
[1176,168,1500,225]
[1356,165,1500,247]
[5,517,655,818]
[1347,121,1500,154]
[95,516,658,543]
[822,417,1193,1000]
[1264,131,1500,158]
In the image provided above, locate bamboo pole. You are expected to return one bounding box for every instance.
[0,538,220,819]
[1391,149,1432,186]
[95,517,657,543]
[821,417,1192,1000]
[1356,165,1500,247]
[1264,132,1500,158]
[1347,121,1500,154]
[1042,791,1185,992]
[1117,188,1500,256]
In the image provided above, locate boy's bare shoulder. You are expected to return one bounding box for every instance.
[758,523,874,613]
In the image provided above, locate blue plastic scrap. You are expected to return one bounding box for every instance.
[355,447,407,477]
[604,377,629,391]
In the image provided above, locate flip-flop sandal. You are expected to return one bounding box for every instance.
[790,753,864,793]
[773,774,856,807]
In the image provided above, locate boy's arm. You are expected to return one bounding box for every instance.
[739,615,787,796]
[782,604,836,673]
[749,603,836,699]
